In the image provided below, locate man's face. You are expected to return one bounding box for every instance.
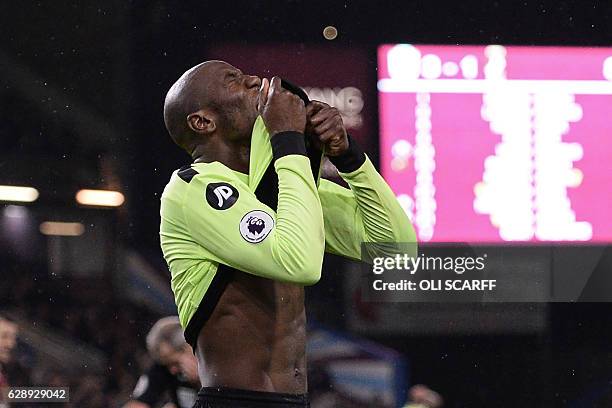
[0,319,18,364]
[199,61,263,143]
[158,341,188,375]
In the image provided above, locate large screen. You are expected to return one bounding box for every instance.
[378,44,612,242]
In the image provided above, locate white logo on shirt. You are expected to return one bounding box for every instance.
[239,210,274,243]
[213,186,233,207]
[205,182,239,210]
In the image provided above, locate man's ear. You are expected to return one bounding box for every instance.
[187,109,216,134]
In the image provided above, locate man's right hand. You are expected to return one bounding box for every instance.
[258,76,306,136]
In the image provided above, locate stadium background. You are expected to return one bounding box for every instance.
[1,1,611,407]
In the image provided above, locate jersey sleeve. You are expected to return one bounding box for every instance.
[319,137,418,261]
[181,133,325,285]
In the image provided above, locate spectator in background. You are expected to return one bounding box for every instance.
[0,315,30,385]
[123,316,199,408]
[404,384,444,408]
[0,315,31,405]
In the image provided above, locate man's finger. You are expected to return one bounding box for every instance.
[257,78,270,112]
[314,117,337,135]
[318,128,339,144]
[268,76,282,98]
[310,108,336,126]
[306,101,328,118]
[261,78,270,103]
[319,128,345,155]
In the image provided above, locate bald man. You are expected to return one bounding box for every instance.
[160,61,416,407]
[124,317,199,408]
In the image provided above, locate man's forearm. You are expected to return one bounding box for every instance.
[332,136,417,245]
[271,132,325,284]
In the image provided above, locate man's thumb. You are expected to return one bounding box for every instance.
[269,76,282,98]
[257,78,270,112]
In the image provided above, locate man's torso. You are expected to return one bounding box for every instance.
[160,163,309,394]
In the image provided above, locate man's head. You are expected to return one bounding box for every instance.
[163,60,262,156]
[0,315,18,364]
[146,316,193,376]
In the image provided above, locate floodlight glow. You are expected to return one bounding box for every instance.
[76,189,125,207]
[40,221,85,236]
[0,185,39,203]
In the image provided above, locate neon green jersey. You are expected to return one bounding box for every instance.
[160,117,416,347]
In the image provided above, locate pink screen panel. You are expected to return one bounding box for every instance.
[378,45,612,242]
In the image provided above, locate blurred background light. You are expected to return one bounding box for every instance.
[75,189,125,207]
[0,185,39,203]
[322,25,338,40]
[39,221,85,236]
[3,205,28,218]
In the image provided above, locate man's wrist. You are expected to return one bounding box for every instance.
[329,134,366,173]
[271,131,307,160]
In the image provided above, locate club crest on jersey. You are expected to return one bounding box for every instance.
[239,210,274,243]
[206,182,239,210]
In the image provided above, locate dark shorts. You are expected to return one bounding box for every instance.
[192,387,310,408]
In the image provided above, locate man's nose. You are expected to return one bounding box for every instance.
[245,75,261,89]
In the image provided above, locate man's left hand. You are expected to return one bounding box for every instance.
[306,101,349,157]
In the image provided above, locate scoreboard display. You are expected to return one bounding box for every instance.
[378,44,612,242]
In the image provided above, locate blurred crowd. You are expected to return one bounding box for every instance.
[0,254,159,407]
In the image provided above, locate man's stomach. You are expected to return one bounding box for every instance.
[195,274,308,394]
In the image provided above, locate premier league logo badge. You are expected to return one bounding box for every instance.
[239,210,274,243]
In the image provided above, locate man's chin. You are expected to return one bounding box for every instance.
[248,113,259,133]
